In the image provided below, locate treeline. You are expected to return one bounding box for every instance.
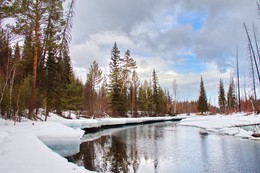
[1,1,259,120]
[0,0,82,120]
[0,0,174,119]
[0,0,173,119]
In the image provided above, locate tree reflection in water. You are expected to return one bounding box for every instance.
[73,122,260,173]
[73,123,167,173]
[73,125,146,173]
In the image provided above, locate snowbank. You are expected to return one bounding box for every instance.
[47,113,185,129]
[32,122,84,157]
[0,119,92,173]
[179,113,260,140]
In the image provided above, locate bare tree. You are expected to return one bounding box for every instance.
[236,45,241,112]
[244,23,260,84]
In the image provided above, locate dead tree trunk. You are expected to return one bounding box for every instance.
[236,45,241,112]
[244,23,260,84]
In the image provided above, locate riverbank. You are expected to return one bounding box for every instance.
[45,113,185,129]
[1,113,259,173]
[0,119,90,173]
[179,113,260,140]
[0,114,186,173]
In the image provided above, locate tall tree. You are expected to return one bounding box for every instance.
[227,78,237,112]
[0,29,12,116]
[197,76,208,114]
[85,61,103,116]
[98,76,109,116]
[138,81,148,115]
[244,23,260,84]
[129,70,139,117]
[218,79,226,113]
[120,50,137,96]
[61,75,83,118]
[152,69,159,115]
[108,42,124,116]
[236,45,241,112]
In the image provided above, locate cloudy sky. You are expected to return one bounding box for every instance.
[69,0,259,104]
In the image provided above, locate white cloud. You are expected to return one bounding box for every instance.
[71,0,259,100]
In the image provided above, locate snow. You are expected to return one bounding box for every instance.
[1,112,259,173]
[179,113,260,140]
[47,113,184,129]
[0,119,92,173]
[32,122,84,157]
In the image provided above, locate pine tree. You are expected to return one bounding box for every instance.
[218,79,226,113]
[147,80,154,116]
[152,69,159,115]
[0,29,12,117]
[85,61,103,117]
[61,75,83,118]
[197,76,208,114]
[98,76,109,116]
[138,82,147,115]
[120,50,137,96]
[227,78,236,112]
[158,87,167,115]
[130,70,139,117]
[108,42,124,116]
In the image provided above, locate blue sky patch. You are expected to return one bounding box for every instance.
[172,54,206,74]
[177,11,207,31]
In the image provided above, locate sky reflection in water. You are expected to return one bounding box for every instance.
[73,122,260,173]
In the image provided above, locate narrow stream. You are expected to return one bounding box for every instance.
[73,122,260,173]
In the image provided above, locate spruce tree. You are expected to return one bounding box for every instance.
[227,78,236,112]
[152,69,159,115]
[61,75,83,118]
[85,61,103,117]
[120,50,137,96]
[138,82,148,115]
[108,42,124,116]
[218,79,226,113]
[130,70,139,117]
[197,76,208,114]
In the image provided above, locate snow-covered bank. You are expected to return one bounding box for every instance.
[46,113,185,129]
[179,113,260,140]
[0,119,92,173]
[0,113,188,173]
[32,122,84,157]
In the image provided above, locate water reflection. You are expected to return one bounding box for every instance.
[73,122,260,173]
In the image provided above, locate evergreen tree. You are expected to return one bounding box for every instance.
[20,30,34,78]
[197,76,208,114]
[120,49,137,96]
[2,0,71,119]
[218,79,226,113]
[158,87,167,115]
[227,78,236,112]
[45,51,57,117]
[98,76,109,116]
[85,61,103,117]
[152,69,159,115]
[61,75,83,118]
[138,82,147,115]
[147,80,154,116]
[129,70,139,117]
[108,42,124,116]
[0,29,12,117]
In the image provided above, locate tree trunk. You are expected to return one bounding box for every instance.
[29,0,40,120]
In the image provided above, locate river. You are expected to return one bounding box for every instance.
[73,122,260,173]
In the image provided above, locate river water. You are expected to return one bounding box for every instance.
[73,122,260,173]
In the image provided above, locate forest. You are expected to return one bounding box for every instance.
[0,0,259,121]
